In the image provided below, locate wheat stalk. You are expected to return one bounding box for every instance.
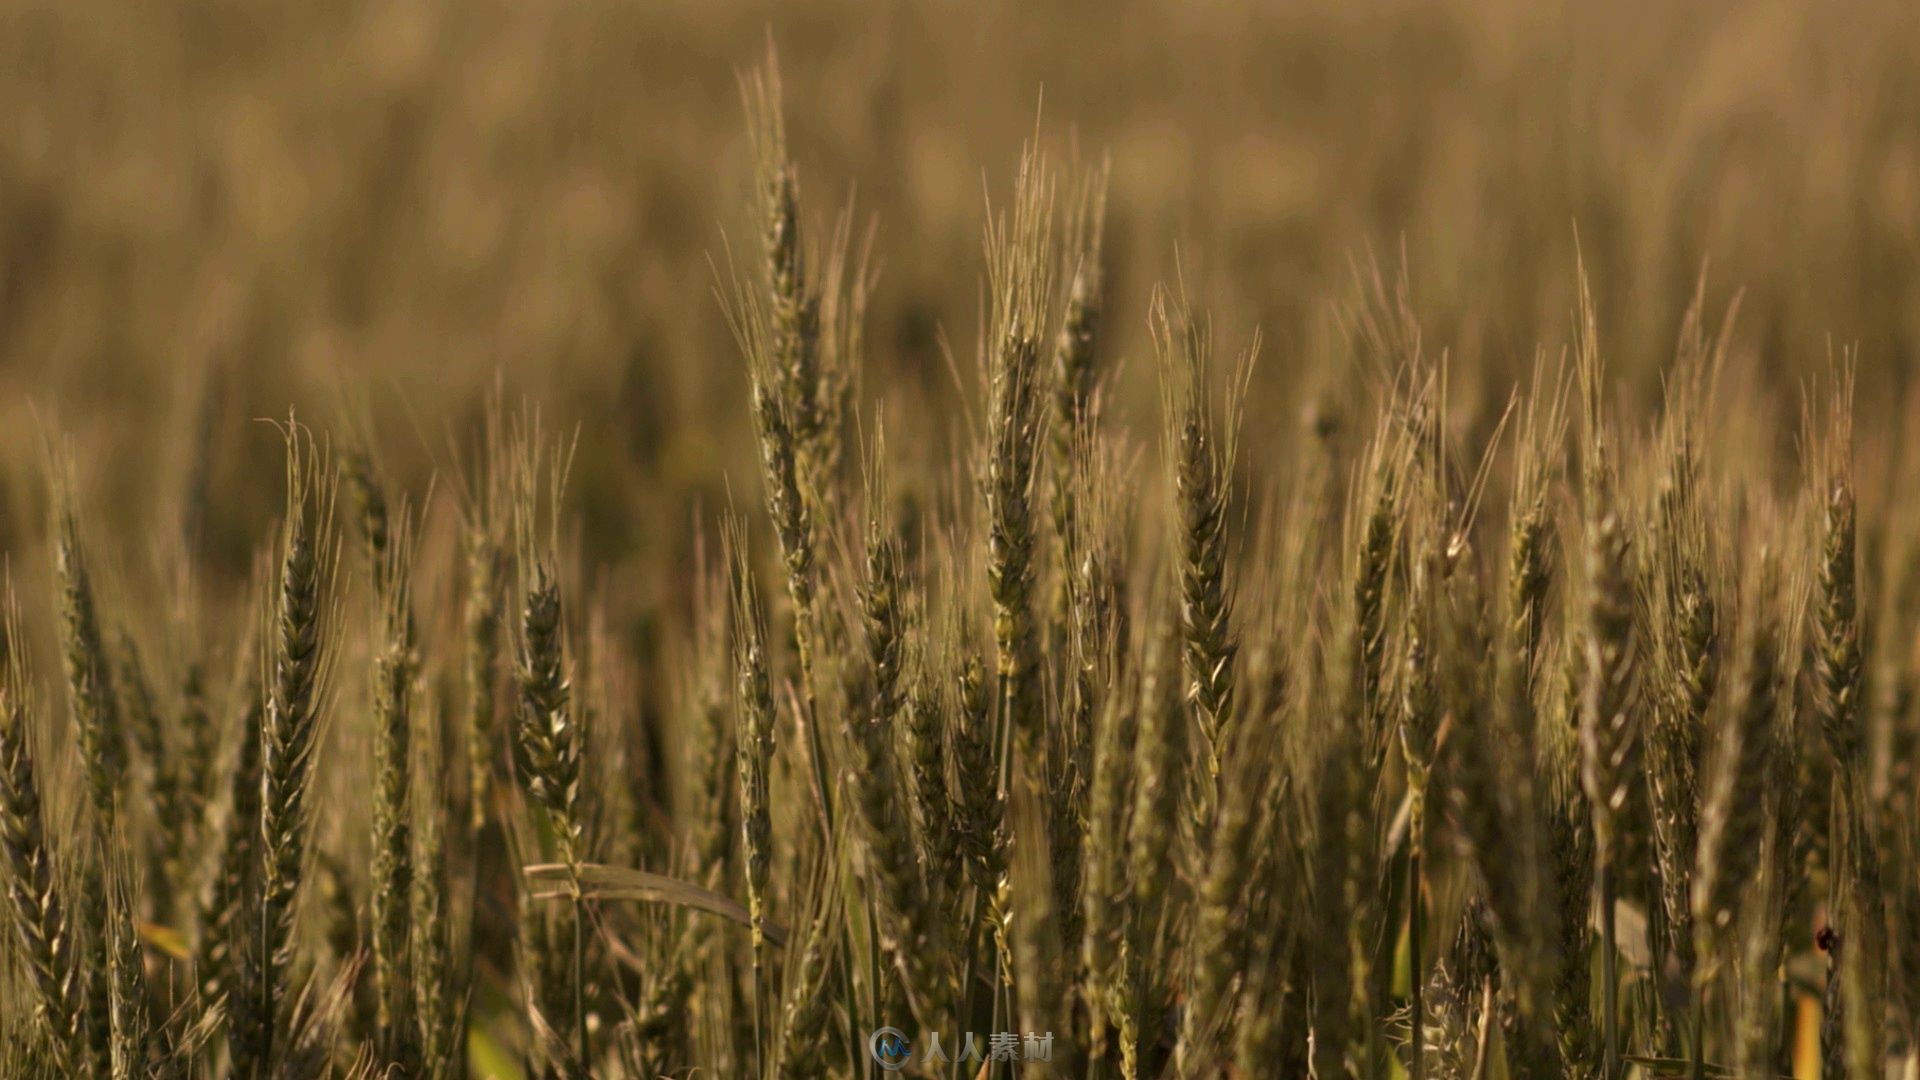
[369,498,419,1069]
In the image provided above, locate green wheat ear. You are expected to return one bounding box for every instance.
[53,479,124,837]
[244,417,340,1077]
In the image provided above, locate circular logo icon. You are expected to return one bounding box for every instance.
[868,1027,913,1071]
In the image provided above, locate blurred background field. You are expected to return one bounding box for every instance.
[2,0,1918,604]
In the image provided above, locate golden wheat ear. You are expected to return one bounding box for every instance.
[0,576,88,1076]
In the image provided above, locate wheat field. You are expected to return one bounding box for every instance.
[2,1,1920,1077]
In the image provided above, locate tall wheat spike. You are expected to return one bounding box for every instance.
[726,517,776,1068]
[53,481,123,837]
[848,455,949,1025]
[369,499,420,1070]
[1117,618,1180,1080]
[1572,279,1640,1079]
[1081,648,1139,1050]
[983,140,1056,756]
[1152,289,1247,838]
[1692,552,1791,1076]
[243,419,338,1076]
[0,588,85,1076]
